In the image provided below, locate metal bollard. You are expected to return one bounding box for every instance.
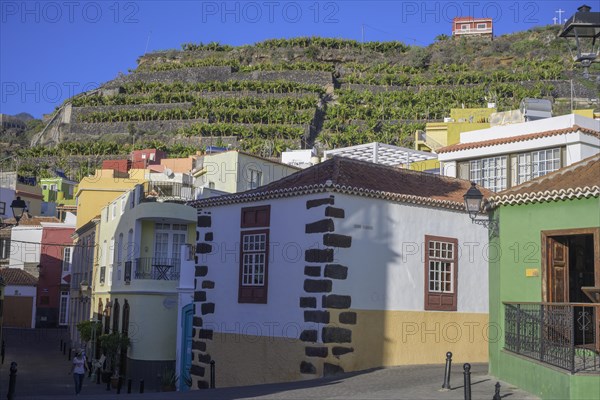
[117,376,122,394]
[127,378,132,394]
[106,375,111,391]
[1,340,5,364]
[63,343,66,355]
[441,351,452,390]
[7,362,17,400]
[60,339,63,351]
[493,382,501,400]
[68,347,72,361]
[96,370,101,384]
[210,360,216,389]
[139,379,144,394]
[463,363,471,400]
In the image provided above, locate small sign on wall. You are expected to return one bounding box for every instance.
[525,268,539,277]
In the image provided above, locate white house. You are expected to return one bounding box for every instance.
[437,114,600,192]
[182,156,491,389]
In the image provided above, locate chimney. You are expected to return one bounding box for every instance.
[578,5,591,12]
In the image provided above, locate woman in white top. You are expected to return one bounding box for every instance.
[69,350,89,395]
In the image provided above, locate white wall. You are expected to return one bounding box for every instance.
[8,226,42,268]
[201,195,321,340]
[333,194,489,313]
[0,187,15,219]
[199,191,489,341]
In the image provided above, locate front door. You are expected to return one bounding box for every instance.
[179,304,193,392]
[547,237,569,303]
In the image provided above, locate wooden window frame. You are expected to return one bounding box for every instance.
[238,205,270,303]
[424,235,458,311]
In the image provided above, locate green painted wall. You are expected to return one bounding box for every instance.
[489,196,600,399]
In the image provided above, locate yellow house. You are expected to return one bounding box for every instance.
[415,108,496,152]
[92,184,196,389]
[75,169,147,230]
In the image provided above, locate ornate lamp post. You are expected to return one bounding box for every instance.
[463,182,499,234]
[559,5,600,78]
[9,197,27,225]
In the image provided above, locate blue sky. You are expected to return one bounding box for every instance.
[0,1,584,118]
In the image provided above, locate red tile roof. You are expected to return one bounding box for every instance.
[0,268,37,286]
[437,125,600,154]
[190,156,494,210]
[491,154,600,206]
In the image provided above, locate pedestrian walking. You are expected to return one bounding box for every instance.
[69,349,89,395]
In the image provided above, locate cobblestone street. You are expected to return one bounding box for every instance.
[0,328,540,399]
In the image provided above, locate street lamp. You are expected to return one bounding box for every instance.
[10,197,27,225]
[463,182,499,235]
[559,5,600,77]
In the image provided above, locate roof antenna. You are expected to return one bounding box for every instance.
[144,31,152,55]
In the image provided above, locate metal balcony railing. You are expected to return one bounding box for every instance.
[132,257,181,281]
[145,182,194,201]
[504,302,600,373]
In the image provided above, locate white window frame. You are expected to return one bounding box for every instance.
[0,201,5,215]
[461,24,469,30]
[469,156,508,192]
[517,147,561,185]
[477,23,487,30]
[58,291,69,326]
[62,247,73,272]
[241,232,267,286]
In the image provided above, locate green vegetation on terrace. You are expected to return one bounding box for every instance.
[71,93,318,108]
[117,80,325,95]
[78,107,314,125]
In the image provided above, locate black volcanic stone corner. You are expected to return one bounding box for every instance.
[192,341,206,352]
[197,380,209,389]
[322,327,352,343]
[190,364,205,377]
[339,312,357,325]
[193,317,203,327]
[306,197,334,209]
[299,330,318,342]
[300,297,317,308]
[201,280,215,289]
[195,266,208,277]
[322,294,351,309]
[196,243,212,254]
[300,361,317,374]
[197,353,212,364]
[198,329,213,340]
[204,232,213,241]
[304,266,321,277]
[197,215,212,227]
[194,291,206,302]
[305,219,334,234]
[201,303,215,315]
[324,264,348,280]
[305,346,328,358]
[305,249,334,263]
[323,233,352,248]
[332,346,354,356]
[304,279,332,293]
[325,207,345,218]
[323,363,345,376]
[304,310,330,324]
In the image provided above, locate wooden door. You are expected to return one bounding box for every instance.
[547,237,569,303]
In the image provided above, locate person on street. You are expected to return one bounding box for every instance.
[69,349,89,395]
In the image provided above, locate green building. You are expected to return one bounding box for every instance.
[489,154,600,399]
[40,175,77,219]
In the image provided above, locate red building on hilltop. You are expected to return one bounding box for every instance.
[452,17,493,39]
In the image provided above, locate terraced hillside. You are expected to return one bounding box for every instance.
[21,25,600,177]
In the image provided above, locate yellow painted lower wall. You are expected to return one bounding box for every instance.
[333,309,489,372]
[203,332,308,388]
[198,310,488,388]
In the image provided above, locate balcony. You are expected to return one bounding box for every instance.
[144,182,194,201]
[125,257,181,282]
[504,302,600,373]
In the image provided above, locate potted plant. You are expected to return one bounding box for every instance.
[76,320,102,373]
[160,368,177,392]
[98,332,131,388]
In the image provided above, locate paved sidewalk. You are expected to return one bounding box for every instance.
[1,328,539,399]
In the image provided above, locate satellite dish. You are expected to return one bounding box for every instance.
[163,168,174,178]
